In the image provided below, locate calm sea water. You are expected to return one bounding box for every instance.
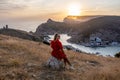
[0,21,44,32]
[49,34,120,57]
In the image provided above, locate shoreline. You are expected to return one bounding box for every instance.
[43,34,120,57]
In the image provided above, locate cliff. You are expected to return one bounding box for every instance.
[35,16,120,44]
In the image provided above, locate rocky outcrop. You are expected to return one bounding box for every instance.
[34,19,70,36]
[35,16,120,44]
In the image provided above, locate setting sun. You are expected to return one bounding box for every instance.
[68,4,81,16]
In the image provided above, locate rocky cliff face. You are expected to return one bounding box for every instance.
[34,19,71,36]
[68,16,120,43]
[35,16,120,44]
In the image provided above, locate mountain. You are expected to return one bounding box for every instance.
[0,34,120,80]
[35,19,70,36]
[63,15,100,23]
[68,16,120,43]
[35,16,120,44]
[0,27,42,42]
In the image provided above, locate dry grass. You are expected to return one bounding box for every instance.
[0,34,120,80]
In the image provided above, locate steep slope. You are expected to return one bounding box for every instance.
[69,16,120,43]
[0,34,120,80]
[35,19,70,36]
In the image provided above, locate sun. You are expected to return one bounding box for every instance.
[68,4,81,16]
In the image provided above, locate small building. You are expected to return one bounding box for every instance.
[90,36,102,46]
[3,25,8,29]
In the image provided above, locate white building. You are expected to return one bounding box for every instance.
[90,36,102,46]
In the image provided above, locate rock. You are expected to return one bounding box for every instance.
[86,60,100,66]
[43,40,50,45]
[27,63,37,67]
[46,56,64,70]
[96,52,100,55]
[64,45,74,50]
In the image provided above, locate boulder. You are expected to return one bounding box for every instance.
[46,56,64,70]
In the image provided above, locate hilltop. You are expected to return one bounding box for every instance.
[0,34,120,80]
[35,16,120,44]
[0,27,42,42]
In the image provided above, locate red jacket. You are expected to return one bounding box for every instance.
[51,39,66,60]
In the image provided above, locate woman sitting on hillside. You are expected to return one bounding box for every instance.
[47,33,74,69]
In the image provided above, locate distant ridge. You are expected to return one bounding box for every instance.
[63,15,101,23]
[0,27,42,42]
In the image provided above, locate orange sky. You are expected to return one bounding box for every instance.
[0,0,120,21]
[0,0,120,31]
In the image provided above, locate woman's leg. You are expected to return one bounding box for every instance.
[64,58,71,66]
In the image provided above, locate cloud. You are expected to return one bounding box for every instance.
[0,0,28,13]
[8,11,65,22]
[0,0,120,20]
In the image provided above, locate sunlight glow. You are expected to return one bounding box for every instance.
[68,4,81,16]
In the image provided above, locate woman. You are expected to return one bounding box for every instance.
[50,33,72,67]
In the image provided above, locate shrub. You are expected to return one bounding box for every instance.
[115,52,120,58]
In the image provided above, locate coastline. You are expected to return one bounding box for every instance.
[44,34,120,57]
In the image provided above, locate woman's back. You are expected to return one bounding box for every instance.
[51,40,62,51]
[51,39,66,60]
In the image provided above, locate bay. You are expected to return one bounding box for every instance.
[49,34,120,57]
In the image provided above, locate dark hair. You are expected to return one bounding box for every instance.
[54,33,59,40]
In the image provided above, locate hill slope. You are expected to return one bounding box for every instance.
[0,34,120,80]
[0,28,42,42]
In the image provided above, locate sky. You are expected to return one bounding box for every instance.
[0,0,120,31]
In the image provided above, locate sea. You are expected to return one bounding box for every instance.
[49,34,120,57]
[0,21,44,32]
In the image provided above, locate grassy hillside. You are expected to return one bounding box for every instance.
[0,34,120,80]
[0,28,42,42]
